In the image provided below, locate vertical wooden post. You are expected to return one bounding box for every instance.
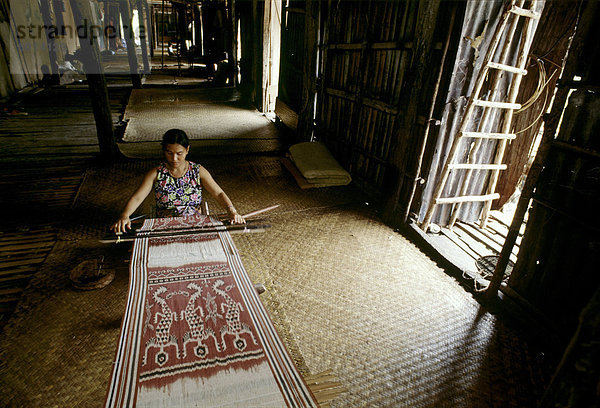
[252,0,262,110]
[382,0,441,227]
[69,0,117,161]
[39,0,59,78]
[144,0,154,57]
[230,0,238,87]
[136,0,150,73]
[297,0,319,140]
[161,0,165,68]
[119,0,142,88]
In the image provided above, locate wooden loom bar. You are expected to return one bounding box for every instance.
[102,223,271,244]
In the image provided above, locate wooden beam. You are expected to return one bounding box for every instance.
[38,0,59,78]
[68,0,117,161]
[119,0,143,88]
[297,0,319,139]
[252,0,262,109]
[136,0,151,73]
[144,1,154,57]
[231,0,238,87]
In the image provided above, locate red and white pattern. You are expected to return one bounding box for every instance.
[105,215,317,407]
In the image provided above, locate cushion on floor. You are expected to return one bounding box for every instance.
[288,142,351,187]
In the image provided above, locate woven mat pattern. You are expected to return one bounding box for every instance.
[122,88,278,142]
[0,156,551,407]
[233,206,551,408]
[0,239,131,407]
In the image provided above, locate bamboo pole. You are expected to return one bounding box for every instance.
[480,3,540,228]
[161,0,165,68]
[297,0,320,139]
[403,2,457,223]
[145,1,153,57]
[420,1,515,233]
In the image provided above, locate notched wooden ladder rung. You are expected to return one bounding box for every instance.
[510,6,541,20]
[448,163,507,170]
[474,100,521,110]
[435,193,500,205]
[487,61,527,75]
[462,132,517,140]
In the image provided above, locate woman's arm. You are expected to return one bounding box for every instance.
[111,168,158,233]
[199,166,245,224]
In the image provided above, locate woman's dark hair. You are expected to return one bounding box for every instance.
[161,129,190,149]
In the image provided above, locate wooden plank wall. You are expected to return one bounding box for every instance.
[314,0,449,203]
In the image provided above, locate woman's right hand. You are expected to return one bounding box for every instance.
[111,215,131,234]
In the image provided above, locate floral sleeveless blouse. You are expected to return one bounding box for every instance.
[154,161,203,216]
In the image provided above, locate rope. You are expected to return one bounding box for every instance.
[514,56,559,135]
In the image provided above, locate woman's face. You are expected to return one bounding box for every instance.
[163,143,189,167]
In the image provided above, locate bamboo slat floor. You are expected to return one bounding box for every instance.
[0,85,129,330]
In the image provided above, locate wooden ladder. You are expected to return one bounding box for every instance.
[421,0,542,233]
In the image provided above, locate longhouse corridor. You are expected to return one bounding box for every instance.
[0,82,555,407]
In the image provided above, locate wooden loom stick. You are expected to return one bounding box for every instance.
[216,204,281,221]
[102,223,271,244]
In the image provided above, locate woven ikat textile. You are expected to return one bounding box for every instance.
[105,215,316,407]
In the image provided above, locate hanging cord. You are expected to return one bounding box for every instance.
[513,55,560,135]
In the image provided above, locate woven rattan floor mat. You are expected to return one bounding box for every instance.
[233,207,551,408]
[1,155,551,407]
[122,88,278,143]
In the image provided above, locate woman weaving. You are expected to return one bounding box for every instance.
[111,129,245,234]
